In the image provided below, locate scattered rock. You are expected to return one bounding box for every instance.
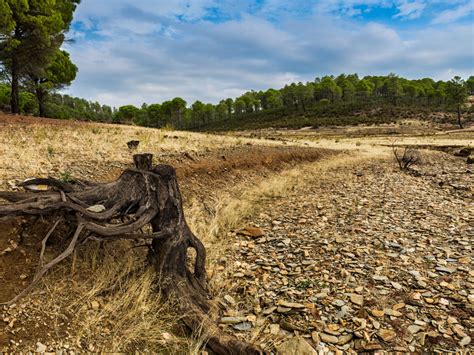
[277,300,305,309]
[371,309,385,318]
[435,266,456,274]
[338,334,353,345]
[269,324,280,335]
[350,294,364,306]
[408,325,422,334]
[232,322,252,331]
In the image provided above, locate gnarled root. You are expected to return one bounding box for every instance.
[0,154,263,354]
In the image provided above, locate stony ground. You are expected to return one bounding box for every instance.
[218,150,473,353]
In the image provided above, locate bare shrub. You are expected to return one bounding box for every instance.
[393,146,420,170]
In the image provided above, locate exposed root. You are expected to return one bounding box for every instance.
[0,154,263,354]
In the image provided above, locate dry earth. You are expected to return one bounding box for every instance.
[0,113,473,353]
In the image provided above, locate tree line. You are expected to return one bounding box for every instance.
[1,72,472,128]
[114,74,474,129]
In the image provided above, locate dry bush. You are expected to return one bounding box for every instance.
[393,146,421,170]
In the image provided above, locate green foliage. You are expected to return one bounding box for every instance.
[0,0,80,113]
[28,49,78,116]
[446,76,468,106]
[115,105,140,123]
[43,50,78,88]
[19,91,36,114]
[0,83,10,109]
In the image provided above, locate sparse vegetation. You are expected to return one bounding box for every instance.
[393,146,421,171]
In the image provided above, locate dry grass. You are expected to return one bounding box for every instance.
[0,121,291,185]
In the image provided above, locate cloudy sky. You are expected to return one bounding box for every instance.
[64,0,474,107]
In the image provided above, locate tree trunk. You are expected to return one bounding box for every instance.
[10,26,21,115]
[35,82,46,118]
[0,154,263,354]
[10,56,20,114]
[457,105,463,129]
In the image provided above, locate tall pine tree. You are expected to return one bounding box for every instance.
[0,0,80,114]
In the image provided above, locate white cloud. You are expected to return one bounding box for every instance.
[63,0,474,107]
[432,0,474,24]
[394,0,426,19]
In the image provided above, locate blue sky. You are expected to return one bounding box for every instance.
[65,0,474,107]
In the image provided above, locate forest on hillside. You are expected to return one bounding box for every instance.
[1,74,473,130]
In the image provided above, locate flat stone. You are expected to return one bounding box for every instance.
[262,306,276,315]
[378,329,397,342]
[237,226,265,238]
[408,325,422,334]
[278,300,305,308]
[409,270,422,278]
[384,308,402,317]
[277,337,317,355]
[391,282,403,290]
[320,333,339,344]
[280,319,305,332]
[459,336,471,347]
[435,266,456,274]
[232,322,252,331]
[338,334,353,345]
[371,309,385,318]
[350,294,364,306]
[276,306,292,313]
[224,295,236,305]
[311,331,320,343]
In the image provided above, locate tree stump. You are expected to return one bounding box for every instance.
[0,154,262,354]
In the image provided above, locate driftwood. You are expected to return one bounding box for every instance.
[0,154,261,354]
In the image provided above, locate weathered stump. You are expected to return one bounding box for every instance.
[0,154,262,354]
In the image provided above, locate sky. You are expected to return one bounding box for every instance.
[65,0,474,107]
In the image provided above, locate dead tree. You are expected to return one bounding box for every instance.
[0,154,261,354]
